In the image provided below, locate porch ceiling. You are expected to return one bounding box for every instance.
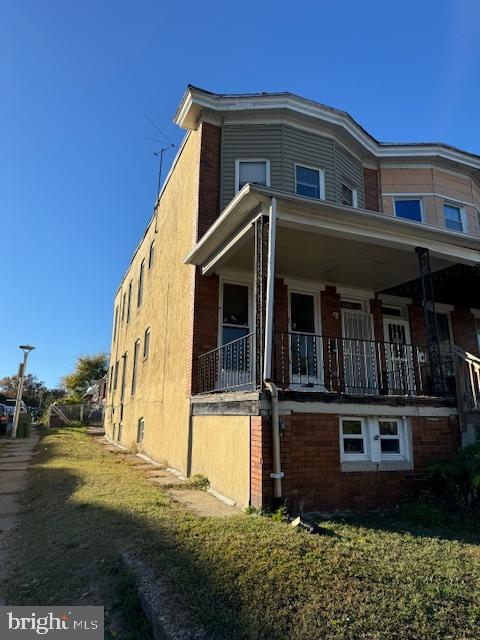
[219,225,454,292]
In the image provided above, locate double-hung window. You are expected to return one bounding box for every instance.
[148,241,155,269]
[235,160,270,192]
[444,203,464,232]
[137,260,145,308]
[126,281,132,323]
[131,340,140,395]
[295,164,325,199]
[340,417,409,464]
[341,183,358,207]
[137,418,145,444]
[143,328,150,360]
[394,198,423,222]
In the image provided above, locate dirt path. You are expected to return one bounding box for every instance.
[0,427,40,604]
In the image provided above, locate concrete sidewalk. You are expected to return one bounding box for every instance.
[0,427,41,604]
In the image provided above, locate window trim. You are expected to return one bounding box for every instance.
[340,416,411,464]
[341,182,358,208]
[131,339,140,396]
[340,417,369,462]
[217,276,253,349]
[393,197,424,223]
[443,201,466,233]
[235,158,271,194]
[294,162,326,200]
[148,240,155,270]
[137,259,145,308]
[143,327,151,360]
[137,417,145,444]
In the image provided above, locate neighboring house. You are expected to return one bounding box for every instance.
[105,86,480,511]
[83,376,107,404]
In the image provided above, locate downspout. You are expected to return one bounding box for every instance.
[263,197,283,503]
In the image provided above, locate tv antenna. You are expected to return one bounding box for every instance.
[144,114,176,200]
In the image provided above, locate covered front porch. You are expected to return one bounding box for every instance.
[187,184,480,414]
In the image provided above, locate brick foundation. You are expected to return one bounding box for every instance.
[251,411,460,512]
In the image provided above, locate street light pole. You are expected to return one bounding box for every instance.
[11,345,35,439]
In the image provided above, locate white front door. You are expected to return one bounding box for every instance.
[289,291,323,387]
[342,302,378,394]
[383,318,415,394]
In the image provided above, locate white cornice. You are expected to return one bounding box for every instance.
[174,87,480,173]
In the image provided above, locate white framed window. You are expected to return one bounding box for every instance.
[143,327,150,360]
[444,203,464,232]
[340,417,369,461]
[341,183,358,207]
[340,416,410,464]
[295,164,325,200]
[394,198,423,223]
[137,417,145,444]
[219,280,251,346]
[235,159,270,193]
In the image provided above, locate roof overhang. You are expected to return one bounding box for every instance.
[174,86,480,172]
[185,185,480,277]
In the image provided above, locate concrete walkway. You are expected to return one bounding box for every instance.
[0,427,41,604]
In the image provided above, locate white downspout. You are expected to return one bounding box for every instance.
[263,197,283,502]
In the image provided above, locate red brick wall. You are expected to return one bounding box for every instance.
[408,303,427,346]
[250,415,273,508]
[188,122,222,395]
[252,412,460,512]
[196,122,221,241]
[363,168,380,212]
[451,308,479,356]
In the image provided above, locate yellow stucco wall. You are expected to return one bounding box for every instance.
[104,129,199,473]
[190,415,251,507]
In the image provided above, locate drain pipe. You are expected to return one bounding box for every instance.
[263,197,283,503]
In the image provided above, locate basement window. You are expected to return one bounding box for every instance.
[340,416,410,464]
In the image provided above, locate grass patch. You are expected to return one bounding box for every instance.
[4,427,480,639]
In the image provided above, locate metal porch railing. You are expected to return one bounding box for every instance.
[197,332,255,394]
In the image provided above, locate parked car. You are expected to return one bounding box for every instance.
[4,399,27,417]
[0,404,8,435]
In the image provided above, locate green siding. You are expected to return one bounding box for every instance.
[221,123,365,210]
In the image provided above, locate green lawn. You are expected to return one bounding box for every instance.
[3,427,480,640]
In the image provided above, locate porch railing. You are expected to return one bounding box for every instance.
[453,346,480,413]
[275,332,452,397]
[197,332,255,394]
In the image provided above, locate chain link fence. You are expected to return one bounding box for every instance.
[48,403,104,428]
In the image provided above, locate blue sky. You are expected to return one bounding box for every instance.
[1,0,480,388]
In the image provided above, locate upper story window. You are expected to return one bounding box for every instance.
[113,305,119,342]
[444,203,464,232]
[143,327,150,360]
[235,159,270,193]
[148,240,155,269]
[221,282,250,345]
[137,259,145,308]
[394,198,423,223]
[126,281,132,323]
[131,339,140,395]
[295,164,325,199]
[341,183,358,207]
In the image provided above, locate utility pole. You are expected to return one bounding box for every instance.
[154,144,175,200]
[11,345,35,439]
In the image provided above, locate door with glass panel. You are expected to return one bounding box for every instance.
[289,292,323,387]
[383,318,415,394]
[436,312,454,394]
[219,282,252,390]
[342,301,378,394]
